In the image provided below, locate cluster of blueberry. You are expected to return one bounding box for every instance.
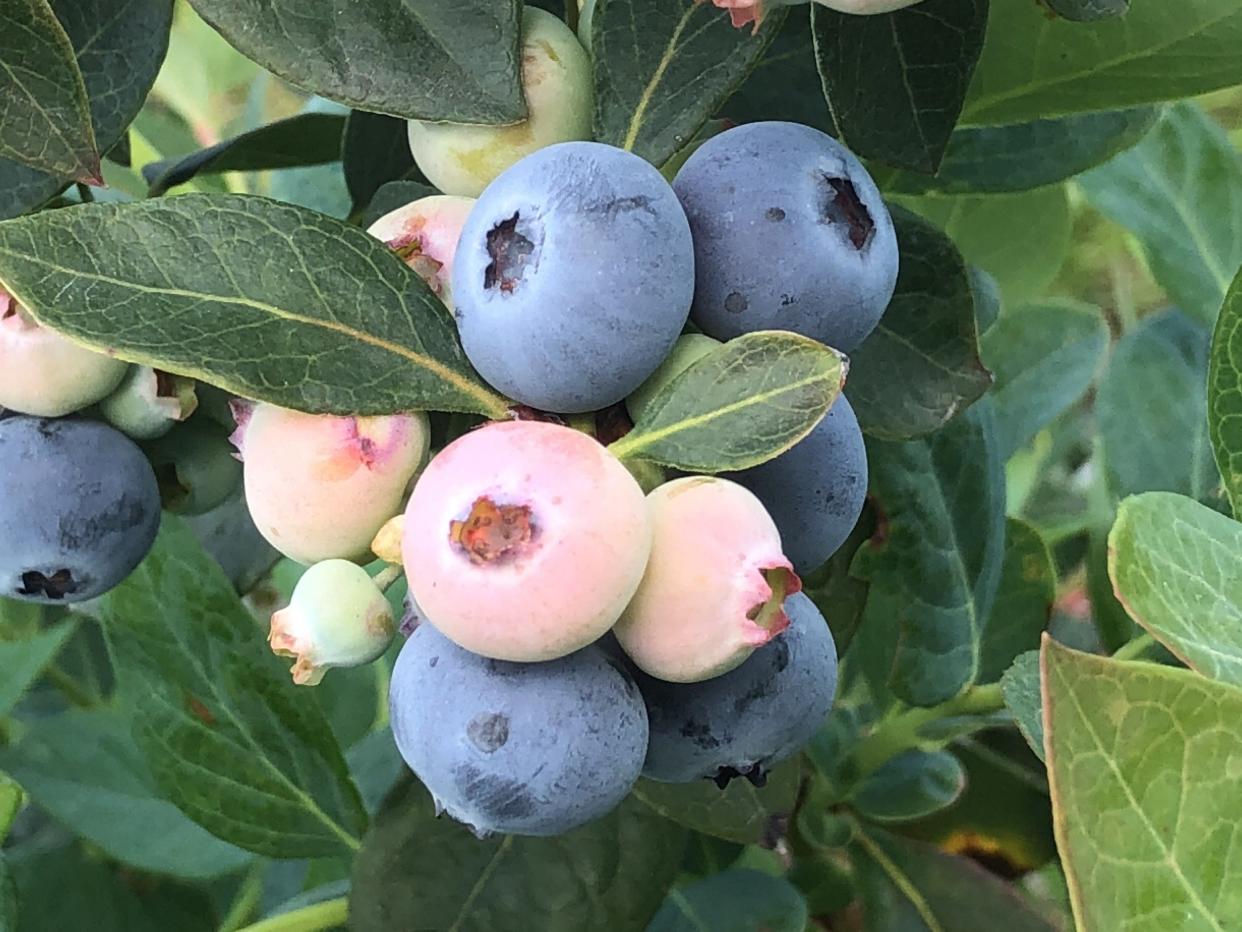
[0,4,898,839]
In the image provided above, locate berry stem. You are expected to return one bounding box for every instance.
[847,683,1005,779]
[372,564,404,593]
[231,896,348,932]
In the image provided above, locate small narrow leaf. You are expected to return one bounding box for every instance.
[0,194,508,417]
[1043,637,1242,932]
[0,619,76,716]
[978,519,1056,683]
[98,518,367,858]
[0,0,99,181]
[632,759,798,844]
[1000,650,1045,763]
[647,870,807,932]
[189,0,525,123]
[851,750,966,823]
[342,110,421,211]
[142,113,346,196]
[1209,267,1242,513]
[848,205,991,441]
[813,0,988,173]
[592,0,784,167]
[1080,103,1242,326]
[1110,492,1242,687]
[609,331,845,472]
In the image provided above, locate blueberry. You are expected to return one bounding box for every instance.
[389,623,648,836]
[636,592,838,784]
[451,141,695,413]
[0,416,161,603]
[672,121,898,352]
[724,393,867,573]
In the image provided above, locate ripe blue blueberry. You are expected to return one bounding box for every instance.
[452,141,695,413]
[389,622,648,837]
[672,121,898,352]
[724,393,867,573]
[635,592,837,785]
[0,416,161,603]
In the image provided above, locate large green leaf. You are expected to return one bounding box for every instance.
[647,870,807,932]
[609,331,845,472]
[1080,104,1242,327]
[881,107,1160,196]
[848,205,991,441]
[0,0,98,180]
[591,0,783,168]
[720,7,834,135]
[1209,267,1242,513]
[349,777,687,932]
[1043,637,1242,931]
[978,519,1056,684]
[812,0,987,174]
[142,113,346,196]
[852,823,1056,931]
[189,0,524,124]
[852,399,1006,706]
[1110,493,1242,687]
[0,0,172,220]
[0,620,75,716]
[981,300,1107,459]
[97,518,367,858]
[962,1,1242,125]
[0,194,508,417]
[893,185,1072,308]
[632,759,798,845]
[1097,309,1217,502]
[0,709,252,879]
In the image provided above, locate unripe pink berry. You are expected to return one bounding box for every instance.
[710,0,923,30]
[402,420,651,662]
[234,402,430,565]
[613,476,801,683]
[366,195,475,311]
[0,288,129,417]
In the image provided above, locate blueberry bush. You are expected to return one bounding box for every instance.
[1,1,1242,930]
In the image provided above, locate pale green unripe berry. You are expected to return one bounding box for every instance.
[269,560,396,686]
[626,333,722,424]
[100,366,198,440]
[0,289,129,417]
[406,7,593,196]
[145,419,243,516]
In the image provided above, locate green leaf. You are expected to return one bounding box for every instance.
[1097,309,1217,502]
[0,709,252,879]
[0,0,99,181]
[349,777,687,932]
[355,180,440,230]
[852,823,1057,931]
[1044,0,1129,21]
[881,107,1160,196]
[1109,493,1242,687]
[0,194,508,417]
[0,620,75,716]
[962,1,1242,125]
[342,110,421,212]
[142,113,346,196]
[1001,652,1045,763]
[97,517,367,859]
[0,853,13,932]
[591,0,784,168]
[802,501,875,653]
[1080,103,1242,326]
[1043,637,1242,932]
[851,750,966,823]
[981,300,1107,459]
[893,185,1072,308]
[848,205,991,441]
[0,0,172,220]
[1210,268,1242,514]
[812,0,987,173]
[978,520,1056,684]
[632,759,799,845]
[188,0,525,124]
[647,870,808,932]
[609,331,845,472]
[853,399,1006,706]
[0,774,20,841]
[720,7,835,135]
